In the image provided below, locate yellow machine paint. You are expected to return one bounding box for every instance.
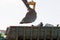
[27,0,36,9]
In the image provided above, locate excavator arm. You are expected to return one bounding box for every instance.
[22,0,36,10]
[22,0,31,9]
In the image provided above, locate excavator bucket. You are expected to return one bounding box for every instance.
[20,9,37,24]
[20,0,37,24]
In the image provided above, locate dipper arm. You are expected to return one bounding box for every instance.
[22,0,31,9]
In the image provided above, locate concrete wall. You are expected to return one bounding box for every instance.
[6,26,60,40]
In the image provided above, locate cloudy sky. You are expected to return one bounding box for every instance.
[0,0,60,30]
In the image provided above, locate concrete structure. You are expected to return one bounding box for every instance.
[6,26,60,40]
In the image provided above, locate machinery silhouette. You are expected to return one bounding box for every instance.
[20,0,37,24]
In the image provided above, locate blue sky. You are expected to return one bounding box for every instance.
[0,0,60,30]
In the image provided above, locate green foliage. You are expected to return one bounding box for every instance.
[0,33,5,40]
